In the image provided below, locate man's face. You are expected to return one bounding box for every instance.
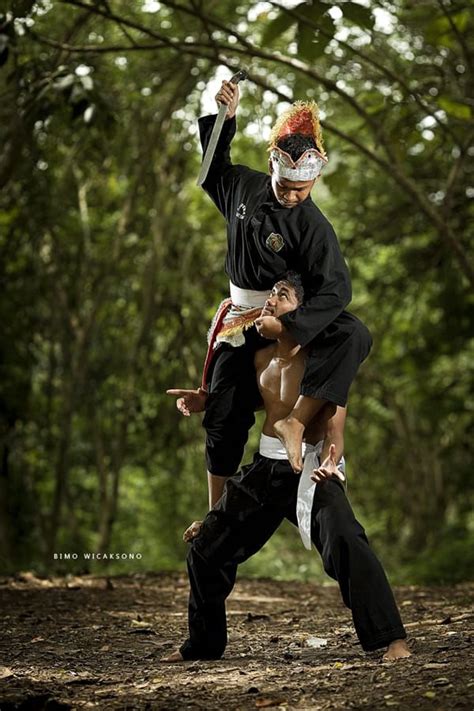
[269,161,316,208]
[261,281,300,319]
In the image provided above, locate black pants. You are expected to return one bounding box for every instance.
[204,311,372,476]
[180,454,406,660]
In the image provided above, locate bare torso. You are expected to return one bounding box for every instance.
[255,343,328,444]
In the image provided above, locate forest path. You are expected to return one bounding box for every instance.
[0,573,472,710]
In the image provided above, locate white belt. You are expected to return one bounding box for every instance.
[229,282,270,309]
[259,433,308,460]
[258,435,345,551]
[297,443,345,550]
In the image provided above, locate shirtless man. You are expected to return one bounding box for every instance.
[164,274,410,663]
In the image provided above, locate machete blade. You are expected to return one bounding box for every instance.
[196,69,248,187]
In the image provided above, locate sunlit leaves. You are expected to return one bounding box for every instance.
[426,8,471,48]
[52,73,75,90]
[437,96,471,120]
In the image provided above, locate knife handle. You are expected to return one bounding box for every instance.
[229,69,248,85]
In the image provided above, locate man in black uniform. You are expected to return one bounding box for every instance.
[169,81,372,503]
[162,274,410,663]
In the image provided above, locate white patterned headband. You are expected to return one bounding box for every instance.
[270,146,328,182]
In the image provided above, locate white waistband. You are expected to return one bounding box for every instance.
[259,434,323,460]
[230,282,270,309]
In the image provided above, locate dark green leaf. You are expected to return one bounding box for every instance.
[11,0,36,18]
[360,90,386,115]
[0,45,8,67]
[71,98,88,119]
[297,21,332,61]
[261,11,296,45]
[318,12,335,40]
[341,2,374,30]
[295,1,331,22]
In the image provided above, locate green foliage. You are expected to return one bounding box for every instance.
[340,2,374,31]
[0,0,472,585]
[401,527,474,585]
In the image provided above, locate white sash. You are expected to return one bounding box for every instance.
[258,434,345,550]
[229,282,270,309]
[297,442,346,550]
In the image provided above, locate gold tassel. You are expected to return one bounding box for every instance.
[219,309,261,338]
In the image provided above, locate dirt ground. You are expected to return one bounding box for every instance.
[0,572,472,710]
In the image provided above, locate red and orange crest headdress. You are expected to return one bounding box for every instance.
[269,101,328,181]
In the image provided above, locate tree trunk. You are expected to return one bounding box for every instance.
[0,441,12,567]
[47,381,74,559]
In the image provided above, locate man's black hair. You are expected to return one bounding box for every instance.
[281,271,305,305]
[276,133,321,161]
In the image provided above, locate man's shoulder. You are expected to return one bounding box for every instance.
[235,165,268,185]
[254,342,275,369]
[295,200,336,238]
[298,198,330,223]
[230,166,269,203]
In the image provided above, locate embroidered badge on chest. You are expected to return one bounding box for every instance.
[266,232,285,253]
[236,203,246,220]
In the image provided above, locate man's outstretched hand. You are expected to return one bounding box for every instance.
[216,80,240,119]
[311,443,345,483]
[166,387,207,416]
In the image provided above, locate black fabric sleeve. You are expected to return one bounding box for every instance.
[198,114,241,219]
[280,221,352,348]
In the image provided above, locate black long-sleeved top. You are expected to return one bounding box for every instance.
[199,114,351,348]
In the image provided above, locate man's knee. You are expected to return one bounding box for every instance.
[316,487,366,553]
[188,509,240,569]
[203,387,256,441]
[347,316,373,362]
[322,513,368,565]
[206,438,243,477]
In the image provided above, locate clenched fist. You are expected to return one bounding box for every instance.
[216,80,240,119]
[255,316,284,340]
[183,520,203,543]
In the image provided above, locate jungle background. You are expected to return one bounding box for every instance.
[0,0,473,585]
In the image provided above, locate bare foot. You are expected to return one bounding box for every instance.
[383,639,411,661]
[274,417,305,472]
[160,650,184,663]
